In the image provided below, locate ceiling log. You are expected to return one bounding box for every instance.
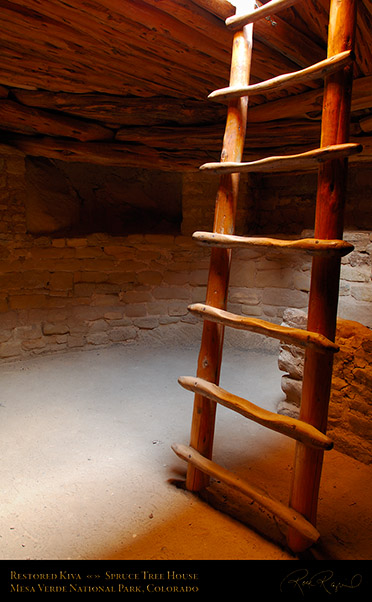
[2,135,214,170]
[0,14,226,100]
[360,114,372,133]
[10,91,227,127]
[190,0,235,20]
[192,0,326,67]
[0,99,114,141]
[1,1,230,98]
[32,0,232,66]
[115,120,321,150]
[3,127,369,171]
[354,0,372,75]
[248,74,372,122]
[0,0,371,172]
[4,0,327,98]
[278,0,329,45]
[136,0,234,46]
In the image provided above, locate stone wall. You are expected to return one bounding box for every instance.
[0,224,307,361]
[1,152,371,463]
[181,170,255,237]
[248,167,372,235]
[0,154,258,359]
[278,309,372,465]
[276,228,372,466]
[25,157,183,236]
[0,153,371,366]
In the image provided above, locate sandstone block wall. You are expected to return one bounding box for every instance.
[1,154,372,364]
[0,229,208,359]
[278,309,372,465]
[250,168,372,236]
[1,153,372,464]
[0,228,308,360]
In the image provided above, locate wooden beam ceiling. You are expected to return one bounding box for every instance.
[0,0,371,170]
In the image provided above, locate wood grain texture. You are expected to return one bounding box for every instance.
[200,143,363,174]
[192,231,354,256]
[185,0,254,493]
[187,303,340,352]
[209,51,353,101]
[172,443,321,543]
[0,99,113,141]
[287,0,358,554]
[178,376,333,449]
[226,0,305,30]
[5,135,210,170]
[0,0,370,167]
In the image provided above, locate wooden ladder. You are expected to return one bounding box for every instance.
[172,0,362,554]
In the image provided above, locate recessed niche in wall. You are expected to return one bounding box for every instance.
[24,157,183,236]
[24,157,81,235]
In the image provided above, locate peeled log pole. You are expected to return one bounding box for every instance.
[191,231,354,256]
[209,51,353,101]
[287,0,358,553]
[200,143,362,174]
[4,132,369,171]
[185,2,254,492]
[191,0,326,69]
[173,443,320,544]
[247,74,372,123]
[179,376,333,450]
[188,303,339,353]
[226,0,304,30]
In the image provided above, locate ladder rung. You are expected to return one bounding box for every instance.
[209,51,353,102]
[192,231,354,257]
[171,443,320,544]
[200,143,363,175]
[178,376,333,451]
[188,303,339,353]
[226,0,304,30]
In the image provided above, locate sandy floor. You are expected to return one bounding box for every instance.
[0,341,371,562]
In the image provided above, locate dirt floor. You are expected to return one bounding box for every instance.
[0,341,371,563]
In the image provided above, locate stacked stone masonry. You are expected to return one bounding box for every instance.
[1,226,371,361]
[278,309,372,465]
[0,154,371,362]
[1,153,371,465]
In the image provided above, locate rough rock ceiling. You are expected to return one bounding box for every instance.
[0,0,371,170]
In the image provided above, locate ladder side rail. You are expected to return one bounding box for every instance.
[186,0,255,492]
[226,0,304,30]
[287,0,358,553]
